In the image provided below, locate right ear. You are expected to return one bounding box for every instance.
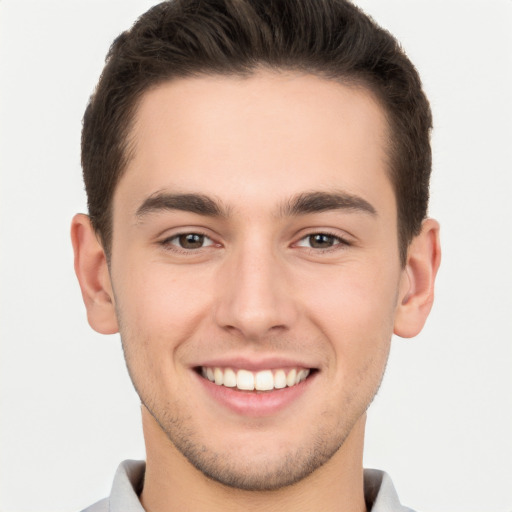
[70,214,119,334]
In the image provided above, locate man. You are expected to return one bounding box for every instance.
[71,0,441,510]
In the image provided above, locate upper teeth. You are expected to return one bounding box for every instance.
[201,367,310,391]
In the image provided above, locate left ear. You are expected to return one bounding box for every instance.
[394,218,441,338]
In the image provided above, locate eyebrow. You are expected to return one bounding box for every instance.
[280,191,377,217]
[135,190,376,220]
[136,192,229,219]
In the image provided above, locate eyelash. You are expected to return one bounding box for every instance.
[294,231,351,253]
[159,230,351,255]
[159,231,216,254]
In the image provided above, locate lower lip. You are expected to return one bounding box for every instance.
[195,371,315,417]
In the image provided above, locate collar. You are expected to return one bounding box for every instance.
[83,460,415,512]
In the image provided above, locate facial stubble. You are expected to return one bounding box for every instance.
[119,335,389,492]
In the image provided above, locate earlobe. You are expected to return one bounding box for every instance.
[394,218,441,338]
[71,214,119,335]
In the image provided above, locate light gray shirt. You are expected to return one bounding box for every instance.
[82,460,415,512]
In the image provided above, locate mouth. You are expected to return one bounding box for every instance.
[196,366,314,392]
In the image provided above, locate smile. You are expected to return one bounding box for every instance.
[200,366,311,391]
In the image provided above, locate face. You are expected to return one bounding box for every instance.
[109,71,405,490]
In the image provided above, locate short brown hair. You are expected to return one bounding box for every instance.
[82,0,432,265]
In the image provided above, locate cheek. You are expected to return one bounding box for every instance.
[113,261,213,338]
[112,266,211,398]
[110,264,217,397]
[305,261,399,324]
[299,261,399,367]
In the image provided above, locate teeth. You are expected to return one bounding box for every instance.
[201,366,311,391]
[237,370,254,390]
[274,369,287,389]
[223,368,237,387]
[255,370,274,391]
[286,369,296,387]
[297,369,309,383]
[214,367,223,386]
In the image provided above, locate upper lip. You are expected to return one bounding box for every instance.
[194,356,318,372]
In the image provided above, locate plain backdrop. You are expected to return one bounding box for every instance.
[1,1,511,511]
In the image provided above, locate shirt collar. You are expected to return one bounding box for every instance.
[102,460,414,512]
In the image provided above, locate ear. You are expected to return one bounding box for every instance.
[394,218,441,338]
[71,214,119,334]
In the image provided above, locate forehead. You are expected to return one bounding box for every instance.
[117,70,393,217]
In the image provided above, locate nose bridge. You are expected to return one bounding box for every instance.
[214,235,296,339]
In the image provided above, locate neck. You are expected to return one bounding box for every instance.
[140,408,367,512]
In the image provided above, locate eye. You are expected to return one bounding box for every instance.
[296,233,348,250]
[165,233,215,250]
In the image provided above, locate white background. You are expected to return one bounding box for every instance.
[1,1,511,511]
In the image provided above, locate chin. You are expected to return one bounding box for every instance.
[177,441,341,491]
[153,409,352,491]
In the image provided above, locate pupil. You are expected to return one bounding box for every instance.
[310,234,333,248]
[179,233,204,249]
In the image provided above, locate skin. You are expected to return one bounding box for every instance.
[72,70,440,512]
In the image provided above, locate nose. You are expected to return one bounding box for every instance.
[213,243,299,341]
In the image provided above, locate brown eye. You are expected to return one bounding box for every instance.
[160,232,216,253]
[177,233,206,249]
[308,234,337,248]
[296,232,349,251]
